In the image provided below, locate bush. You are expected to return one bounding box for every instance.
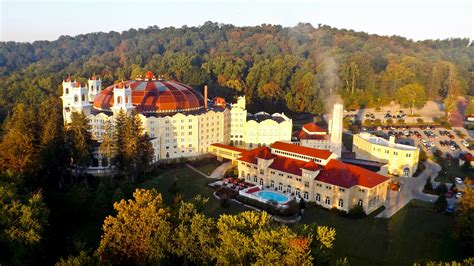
[346,205,366,218]
[374,118,382,125]
[435,182,448,195]
[419,149,427,161]
[363,119,373,126]
[386,118,393,125]
[434,194,447,212]
[397,119,405,124]
[424,177,434,192]
[350,125,359,134]
[417,118,424,124]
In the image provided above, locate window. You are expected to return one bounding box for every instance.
[259,170,264,175]
[296,189,301,198]
[325,197,330,205]
[247,174,250,181]
[82,94,85,101]
[65,88,69,94]
[358,199,363,207]
[338,199,344,207]
[303,191,309,200]
[253,176,257,182]
[304,182,309,188]
[259,178,264,186]
[278,183,283,191]
[316,194,321,202]
[287,185,292,194]
[339,188,345,192]
[270,180,274,188]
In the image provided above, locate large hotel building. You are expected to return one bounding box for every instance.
[60,71,292,167]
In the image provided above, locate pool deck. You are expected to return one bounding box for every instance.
[239,186,294,206]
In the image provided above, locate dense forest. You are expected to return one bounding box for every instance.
[0,22,473,265]
[1,22,473,121]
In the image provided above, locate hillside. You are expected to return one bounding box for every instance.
[0,22,472,118]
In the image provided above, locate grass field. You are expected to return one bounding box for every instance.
[139,165,248,218]
[300,200,465,265]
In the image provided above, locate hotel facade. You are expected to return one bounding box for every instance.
[237,141,389,214]
[61,71,292,167]
[352,133,420,177]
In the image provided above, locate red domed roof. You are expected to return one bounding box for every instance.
[93,79,204,113]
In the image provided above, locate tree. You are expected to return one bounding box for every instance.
[435,182,448,195]
[97,189,171,265]
[0,103,39,181]
[65,112,93,177]
[395,83,427,115]
[454,187,474,251]
[434,193,447,211]
[0,184,49,264]
[171,201,216,264]
[424,177,433,192]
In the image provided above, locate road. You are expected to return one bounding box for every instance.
[376,159,461,218]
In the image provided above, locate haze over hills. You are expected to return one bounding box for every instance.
[0,22,472,119]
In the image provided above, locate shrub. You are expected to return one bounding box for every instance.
[397,119,405,124]
[350,125,359,134]
[346,205,366,218]
[417,118,424,124]
[374,118,382,125]
[435,182,448,195]
[433,117,441,124]
[424,177,434,192]
[363,119,372,126]
[434,194,447,212]
[419,149,427,161]
[386,118,393,125]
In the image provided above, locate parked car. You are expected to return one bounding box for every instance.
[454,177,463,184]
[462,140,469,147]
[445,205,455,214]
[455,192,462,199]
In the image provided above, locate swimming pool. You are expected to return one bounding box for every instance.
[256,191,289,203]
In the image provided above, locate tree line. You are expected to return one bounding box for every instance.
[1,22,472,122]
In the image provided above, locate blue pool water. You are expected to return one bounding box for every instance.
[257,191,289,203]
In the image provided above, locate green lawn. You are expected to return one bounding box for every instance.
[139,166,248,218]
[300,200,465,265]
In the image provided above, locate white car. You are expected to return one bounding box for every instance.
[455,177,463,184]
[462,140,469,147]
[456,192,462,199]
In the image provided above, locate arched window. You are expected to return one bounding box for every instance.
[82,94,85,101]
[74,95,78,103]
[325,197,331,205]
[270,180,274,188]
[65,88,69,94]
[241,171,245,178]
[259,178,264,186]
[126,96,129,104]
[338,199,344,207]
[166,152,170,158]
[247,174,250,181]
[296,189,301,197]
[117,96,122,104]
[316,194,321,202]
[403,167,410,177]
[278,183,283,191]
[287,185,292,194]
[91,85,94,91]
[253,176,257,182]
[358,199,363,207]
[303,191,309,200]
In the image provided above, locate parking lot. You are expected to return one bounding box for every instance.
[358,125,472,157]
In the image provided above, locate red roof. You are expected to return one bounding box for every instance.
[303,122,327,133]
[302,160,322,171]
[210,143,248,154]
[316,159,389,188]
[237,147,275,164]
[93,79,204,113]
[271,141,333,160]
[298,130,330,140]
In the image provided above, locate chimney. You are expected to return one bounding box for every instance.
[204,85,208,109]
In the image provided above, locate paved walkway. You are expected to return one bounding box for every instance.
[185,163,210,178]
[186,161,233,179]
[376,159,443,218]
[210,161,232,179]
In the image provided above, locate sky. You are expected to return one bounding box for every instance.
[0,0,472,42]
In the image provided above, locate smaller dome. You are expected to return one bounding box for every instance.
[145,71,154,79]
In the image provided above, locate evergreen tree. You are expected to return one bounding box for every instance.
[434,193,447,212]
[65,112,93,178]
